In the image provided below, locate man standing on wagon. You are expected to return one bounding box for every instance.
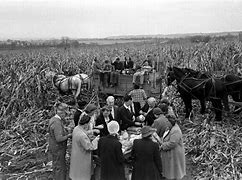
[110,57,124,87]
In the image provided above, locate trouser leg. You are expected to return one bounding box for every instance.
[51,149,67,180]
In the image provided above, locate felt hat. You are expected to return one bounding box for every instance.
[153,107,162,115]
[79,114,91,125]
[141,126,156,138]
[85,104,97,113]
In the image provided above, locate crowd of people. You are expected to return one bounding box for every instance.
[48,89,186,180]
[91,54,160,88]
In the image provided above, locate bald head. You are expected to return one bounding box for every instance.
[106,96,115,107]
[147,97,156,108]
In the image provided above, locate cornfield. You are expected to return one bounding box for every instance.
[1,37,242,179]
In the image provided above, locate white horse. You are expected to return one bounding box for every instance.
[48,72,91,99]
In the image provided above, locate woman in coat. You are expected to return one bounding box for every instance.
[98,121,126,180]
[160,115,186,180]
[131,126,163,180]
[69,113,100,180]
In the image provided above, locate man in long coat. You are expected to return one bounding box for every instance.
[160,115,186,180]
[131,126,163,180]
[98,121,126,180]
[48,102,72,180]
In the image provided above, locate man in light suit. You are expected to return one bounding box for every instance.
[106,96,119,120]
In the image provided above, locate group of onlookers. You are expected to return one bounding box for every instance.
[48,90,186,180]
[91,54,159,88]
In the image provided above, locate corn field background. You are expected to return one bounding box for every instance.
[1,37,242,179]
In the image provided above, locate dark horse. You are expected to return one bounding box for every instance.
[166,66,229,121]
[221,74,242,112]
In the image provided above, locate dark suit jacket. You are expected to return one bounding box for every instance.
[124,60,134,69]
[112,61,124,71]
[131,102,141,118]
[98,135,126,180]
[95,113,112,137]
[109,105,119,121]
[73,110,83,126]
[118,105,136,130]
[141,103,156,126]
[131,138,162,180]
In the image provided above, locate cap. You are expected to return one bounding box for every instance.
[85,104,97,113]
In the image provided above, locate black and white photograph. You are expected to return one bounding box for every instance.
[1,0,242,179]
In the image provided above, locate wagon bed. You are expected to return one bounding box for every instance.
[92,72,163,99]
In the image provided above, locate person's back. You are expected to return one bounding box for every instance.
[131,137,162,180]
[98,121,125,180]
[152,114,172,138]
[129,84,147,108]
[152,106,172,138]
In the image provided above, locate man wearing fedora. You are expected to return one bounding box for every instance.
[131,126,163,180]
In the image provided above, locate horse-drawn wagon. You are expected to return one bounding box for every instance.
[92,71,163,105]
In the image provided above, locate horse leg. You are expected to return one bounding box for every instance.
[211,99,222,121]
[183,97,192,119]
[222,94,230,112]
[199,99,206,114]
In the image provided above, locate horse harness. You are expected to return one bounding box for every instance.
[222,77,242,99]
[54,76,75,94]
[178,75,218,100]
[54,74,90,94]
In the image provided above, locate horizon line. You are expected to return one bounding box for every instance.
[1,30,241,41]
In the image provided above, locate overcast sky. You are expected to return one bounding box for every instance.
[1,0,242,39]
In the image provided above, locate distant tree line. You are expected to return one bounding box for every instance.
[0,37,95,50]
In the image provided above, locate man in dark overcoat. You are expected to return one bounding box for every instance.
[131,126,163,180]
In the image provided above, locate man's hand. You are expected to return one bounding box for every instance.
[95,125,104,129]
[134,122,142,126]
[67,133,72,138]
[92,129,100,134]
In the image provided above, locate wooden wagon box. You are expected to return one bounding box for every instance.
[92,72,162,98]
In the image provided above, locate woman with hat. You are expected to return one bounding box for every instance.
[69,112,100,180]
[131,126,163,180]
[98,121,126,180]
[160,115,186,180]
